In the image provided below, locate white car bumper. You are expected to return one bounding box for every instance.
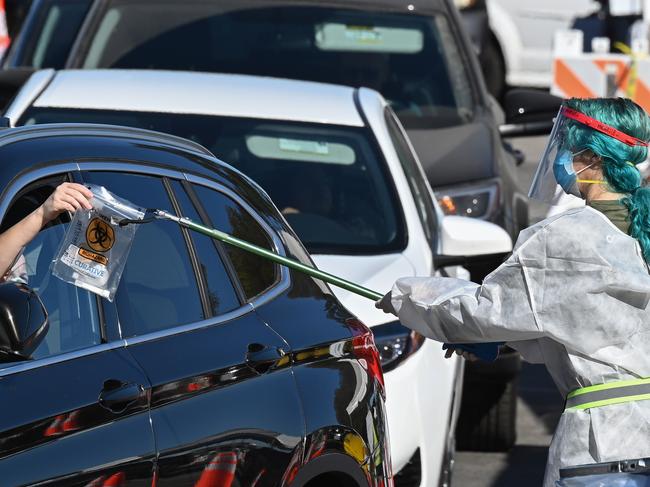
[384,338,463,486]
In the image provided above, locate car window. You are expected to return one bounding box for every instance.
[0,175,102,361]
[384,107,438,248]
[17,0,91,68]
[191,184,278,301]
[168,180,242,316]
[21,108,407,255]
[78,1,475,128]
[82,171,203,338]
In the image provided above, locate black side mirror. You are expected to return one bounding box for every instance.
[0,283,48,363]
[500,88,563,137]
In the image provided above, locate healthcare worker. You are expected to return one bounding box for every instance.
[0,182,92,280]
[377,97,650,487]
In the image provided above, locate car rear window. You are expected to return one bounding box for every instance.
[78,1,474,129]
[21,108,406,255]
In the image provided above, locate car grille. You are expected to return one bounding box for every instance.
[394,448,421,487]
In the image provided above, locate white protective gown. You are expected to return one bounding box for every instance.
[389,206,650,487]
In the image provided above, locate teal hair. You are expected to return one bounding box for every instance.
[565,97,650,261]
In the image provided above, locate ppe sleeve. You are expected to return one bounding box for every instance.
[390,231,545,344]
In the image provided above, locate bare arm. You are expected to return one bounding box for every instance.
[0,183,93,278]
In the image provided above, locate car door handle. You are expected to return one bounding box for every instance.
[246,343,285,374]
[99,381,145,414]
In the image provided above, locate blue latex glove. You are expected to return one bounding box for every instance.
[442,342,503,362]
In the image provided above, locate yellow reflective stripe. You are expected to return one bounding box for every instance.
[567,377,650,399]
[569,393,650,411]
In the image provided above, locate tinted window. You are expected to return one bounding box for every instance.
[1,176,101,360]
[192,184,277,300]
[82,172,203,337]
[21,108,406,255]
[169,180,241,315]
[17,0,91,68]
[80,1,474,128]
[385,108,438,247]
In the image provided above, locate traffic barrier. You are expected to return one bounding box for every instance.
[0,0,9,55]
[552,54,650,112]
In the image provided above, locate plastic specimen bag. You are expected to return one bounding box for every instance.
[51,184,144,301]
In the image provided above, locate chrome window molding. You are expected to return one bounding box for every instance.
[0,162,82,217]
[124,304,255,346]
[0,340,127,378]
[0,160,290,374]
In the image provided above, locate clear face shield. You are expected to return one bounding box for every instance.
[529,105,648,204]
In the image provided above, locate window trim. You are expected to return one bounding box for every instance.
[162,176,216,317]
[184,173,288,307]
[180,179,247,304]
[0,161,290,376]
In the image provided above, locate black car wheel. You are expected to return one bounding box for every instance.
[456,349,520,452]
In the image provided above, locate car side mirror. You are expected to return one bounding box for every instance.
[435,216,513,267]
[499,88,563,137]
[0,283,49,363]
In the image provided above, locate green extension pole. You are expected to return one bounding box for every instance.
[153,210,384,302]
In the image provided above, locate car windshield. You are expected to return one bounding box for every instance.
[79,1,474,129]
[20,108,406,254]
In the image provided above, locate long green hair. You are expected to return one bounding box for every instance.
[565,97,650,261]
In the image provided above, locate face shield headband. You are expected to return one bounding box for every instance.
[562,107,649,147]
[529,105,649,204]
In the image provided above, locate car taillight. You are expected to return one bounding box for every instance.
[346,318,385,397]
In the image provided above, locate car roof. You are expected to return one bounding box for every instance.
[32,70,365,127]
[0,123,277,218]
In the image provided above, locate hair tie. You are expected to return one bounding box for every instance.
[627,161,638,169]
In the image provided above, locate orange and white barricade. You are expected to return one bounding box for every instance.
[0,0,9,57]
[552,30,650,113]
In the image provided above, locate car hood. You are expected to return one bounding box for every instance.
[312,253,416,327]
[406,119,496,188]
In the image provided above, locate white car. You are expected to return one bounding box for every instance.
[5,69,512,486]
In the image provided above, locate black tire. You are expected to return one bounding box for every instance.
[480,35,506,101]
[456,374,518,452]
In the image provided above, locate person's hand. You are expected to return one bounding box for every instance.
[375,291,396,316]
[443,347,479,361]
[40,183,93,223]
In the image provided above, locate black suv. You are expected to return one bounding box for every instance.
[0,123,391,487]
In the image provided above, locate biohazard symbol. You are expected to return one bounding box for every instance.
[86,218,115,253]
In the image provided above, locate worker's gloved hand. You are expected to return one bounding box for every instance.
[375,291,397,316]
[442,342,503,362]
[444,346,479,362]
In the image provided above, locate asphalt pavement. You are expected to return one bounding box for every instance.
[452,135,564,487]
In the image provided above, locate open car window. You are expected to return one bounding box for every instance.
[0,175,102,362]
